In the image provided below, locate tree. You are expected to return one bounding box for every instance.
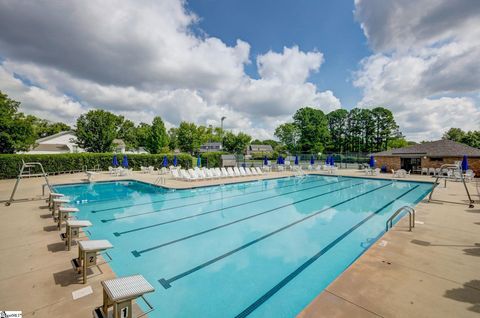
[0,91,36,153]
[146,116,169,154]
[222,131,252,154]
[387,137,409,149]
[371,107,398,152]
[442,128,466,142]
[274,123,300,154]
[326,109,348,152]
[177,121,201,154]
[75,109,123,152]
[168,127,178,150]
[117,119,137,150]
[27,117,71,139]
[293,107,330,154]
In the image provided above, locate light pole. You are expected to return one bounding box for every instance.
[221,116,226,148]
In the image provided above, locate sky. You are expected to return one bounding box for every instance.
[0,0,479,142]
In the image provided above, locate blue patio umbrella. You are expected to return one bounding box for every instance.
[122,154,128,168]
[461,155,469,171]
[294,155,299,165]
[173,155,178,167]
[325,156,329,165]
[369,155,375,168]
[280,155,285,164]
[263,156,268,166]
[310,155,315,165]
[197,155,201,167]
[112,154,118,167]
[277,155,282,164]
[330,156,335,166]
[162,155,168,167]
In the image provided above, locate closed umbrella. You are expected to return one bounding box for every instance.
[330,156,335,166]
[277,155,282,164]
[162,155,168,167]
[369,156,375,168]
[197,155,201,167]
[173,155,178,167]
[325,156,330,165]
[122,154,128,168]
[263,156,268,166]
[294,155,299,165]
[310,155,315,165]
[112,154,118,167]
[461,155,469,171]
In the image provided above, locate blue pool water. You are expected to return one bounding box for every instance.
[54,175,432,317]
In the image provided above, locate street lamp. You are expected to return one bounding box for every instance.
[221,116,226,148]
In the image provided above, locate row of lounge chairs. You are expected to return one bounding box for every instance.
[172,166,264,181]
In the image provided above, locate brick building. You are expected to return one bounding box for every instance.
[372,140,480,176]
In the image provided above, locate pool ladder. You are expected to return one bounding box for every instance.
[386,206,415,232]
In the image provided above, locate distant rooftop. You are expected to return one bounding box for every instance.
[373,139,480,157]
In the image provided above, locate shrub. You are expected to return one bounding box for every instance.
[0,153,193,179]
[199,151,224,168]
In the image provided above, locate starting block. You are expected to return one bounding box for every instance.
[47,192,64,209]
[57,207,79,229]
[94,275,155,318]
[52,198,70,218]
[61,219,92,250]
[72,240,113,284]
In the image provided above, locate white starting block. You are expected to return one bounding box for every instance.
[94,275,155,318]
[52,198,70,217]
[86,171,98,182]
[61,220,92,250]
[47,192,64,209]
[72,240,113,284]
[57,207,79,229]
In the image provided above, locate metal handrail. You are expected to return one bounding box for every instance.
[386,206,415,232]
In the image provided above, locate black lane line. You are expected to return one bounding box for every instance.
[133,181,371,258]
[113,179,353,236]
[235,185,420,318]
[101,178,341,223]
[156,182,393,289]
[94,177,330,215]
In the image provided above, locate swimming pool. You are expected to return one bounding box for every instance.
[54,175,432,317]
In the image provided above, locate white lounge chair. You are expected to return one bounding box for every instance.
[255,167,264,175]
[226,167,236,177]
[421,167,428,175]
[233,167,242,177]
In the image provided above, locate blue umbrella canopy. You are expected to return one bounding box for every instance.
[197,155,201,167]
[173,155,178,167]
[330,156,335,166]
[162,155,168,167]
[294,155,299,165]
[461,155,469,171]
[310,155,315,165]
[263,156,268,165]
[325,156,329,165]
[369,156,375,168]
[277,155,282,164]
[122,154,128,168]
[112,154,118,167]
[280,155,285,164]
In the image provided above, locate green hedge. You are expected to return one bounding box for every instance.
[0,153,193,179]
[199,152,224,168]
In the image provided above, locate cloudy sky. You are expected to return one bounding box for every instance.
[0,0,479,141]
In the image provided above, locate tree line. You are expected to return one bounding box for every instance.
[3,90,477,156]
[274,106,406,154]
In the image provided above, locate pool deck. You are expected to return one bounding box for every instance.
[0,169,478,317]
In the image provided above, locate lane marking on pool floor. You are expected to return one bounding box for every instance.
[92,176,330,213]
[156,182,396,289]
[113,179,353,236]
[235,185,420,318]
[132,181,371,258]
[102,178,345,223]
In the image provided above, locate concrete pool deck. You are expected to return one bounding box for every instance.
[0,169,478,317]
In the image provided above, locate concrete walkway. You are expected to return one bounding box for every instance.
[0,169,478,317]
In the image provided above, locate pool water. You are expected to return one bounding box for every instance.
[54,175,432,317]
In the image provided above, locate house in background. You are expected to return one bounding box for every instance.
[372,139,480,175]
[246,144,273,155]
[26,130,83,154]
[200,142,223,153]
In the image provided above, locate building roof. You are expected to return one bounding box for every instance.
[372,139,480,158]
[201,142,222,147]
[249,144,273,151]
[35,130,75,143]
[31,144,70,152]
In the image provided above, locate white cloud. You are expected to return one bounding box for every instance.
[354,0,480,141]
[0,0,340,139]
